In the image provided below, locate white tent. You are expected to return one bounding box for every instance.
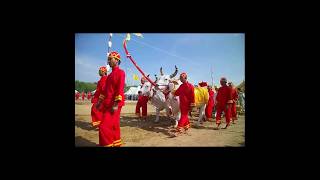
[75,90,79,93]
[124,86,141,95]
[124,86,141,100]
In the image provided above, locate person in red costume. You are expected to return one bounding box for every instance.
[228,82,238,124]
[96,51,125,147]
[135,77,149,120]
[87,91,92,101]
[205,85,215,122]
[215,77,233,129]
[172,72,195,136]
[81,91,85,101]
[75,92,80,100]
[198,81,207,87]
[90,66,108,128]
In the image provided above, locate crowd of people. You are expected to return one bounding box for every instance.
[125,94,139,101]
[76,50,245,146]
[75,91,93,101]
[129,72,245,137]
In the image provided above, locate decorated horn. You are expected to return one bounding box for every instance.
[170,65,178,78]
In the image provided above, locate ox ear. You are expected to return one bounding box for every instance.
[172,80,179,85]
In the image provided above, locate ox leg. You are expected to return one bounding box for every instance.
[173,111,181,128]
[197,104,206,125]
[165,106,172,118]
[155,108,160,123]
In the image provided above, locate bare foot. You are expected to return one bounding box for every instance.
[222,124,230,129]
[213,124,221,130]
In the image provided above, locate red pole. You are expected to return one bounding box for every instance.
[123,40,157,87]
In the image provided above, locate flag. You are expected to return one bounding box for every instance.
[133,33,143,38]
[126,33,131,41]
[133,74,139,81]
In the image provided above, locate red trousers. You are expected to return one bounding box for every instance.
[91,103,102,127]
[231,102,237,121]
[216,104,231,125]
[205,103,214,118]
[135,96,148,117]
[177,107,190,132]
[99,107,122,147]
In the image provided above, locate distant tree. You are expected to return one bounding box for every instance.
[75,81,96,92]
[76,80,126,92]
[237,80,245,92]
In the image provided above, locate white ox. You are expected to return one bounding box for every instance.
[140,66,209,127]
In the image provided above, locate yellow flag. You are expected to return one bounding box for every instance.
[133,74,139,81]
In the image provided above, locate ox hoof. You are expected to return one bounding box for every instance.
[173,121,178,128]
[194,122,201,126]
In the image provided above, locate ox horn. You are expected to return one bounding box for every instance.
[160,67,164,76]
[154,74,158,83]
[170,65,178,78]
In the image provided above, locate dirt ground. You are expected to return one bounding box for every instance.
[75,100,245,147]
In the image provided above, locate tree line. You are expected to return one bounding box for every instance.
[75,80,132,93]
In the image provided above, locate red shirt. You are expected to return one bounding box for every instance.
[101,66,125,108]
[138,95,148,104]
[230,87,238,103]
[92,75,107,104]
[208,89,214,105]
[216,85,232,108]
[174,81,195,109]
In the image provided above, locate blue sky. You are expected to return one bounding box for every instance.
[75,33,244,87]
